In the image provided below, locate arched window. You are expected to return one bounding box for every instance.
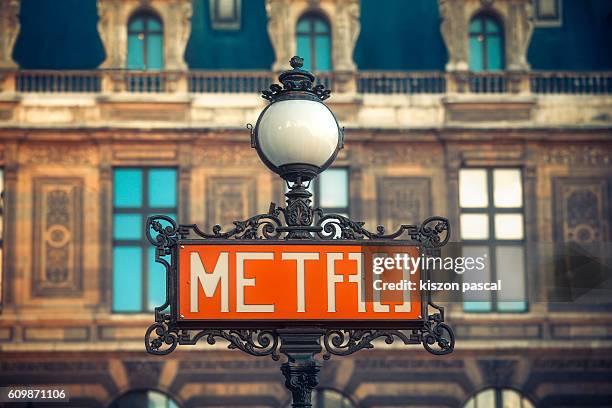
[296,13,331,71]
[464,388,534,408]
[285,389,355,408]
[127,11,164,70]
[110,390,180,408]
[468,13,504,71]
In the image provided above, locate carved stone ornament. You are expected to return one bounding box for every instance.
[32,179,84,297]
[19,145,98,165]
[0,0,20,68]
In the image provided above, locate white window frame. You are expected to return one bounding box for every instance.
[533,0,563,28]
[210,0,241,30]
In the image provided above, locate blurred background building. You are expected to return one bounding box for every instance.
[0,0,611,406]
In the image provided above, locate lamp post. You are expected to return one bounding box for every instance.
[145,56,454,408]
[250,56,343,406]
[250,55,343,240]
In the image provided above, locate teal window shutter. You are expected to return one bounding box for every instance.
[468,14,504,71]
[296,13,332,72]
[127,12,164,70]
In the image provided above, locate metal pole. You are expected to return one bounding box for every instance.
[278,328,325,408]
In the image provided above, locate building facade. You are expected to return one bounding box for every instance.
[0,0,611,406]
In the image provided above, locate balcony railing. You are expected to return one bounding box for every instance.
[357,72,446,94]
[530,71,612,94]
[123,71,169,93]
[15,71,102,93]
[189,71,272,93]
[4,70,612,96]
[465,72,508,93]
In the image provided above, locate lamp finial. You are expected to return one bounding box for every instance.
[290,56,304,69]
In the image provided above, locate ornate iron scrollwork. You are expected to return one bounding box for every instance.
[322,329,421,360]
[145,190,454,358]
[184,329,280,360]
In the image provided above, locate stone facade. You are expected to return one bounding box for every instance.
[0,0,611,406]
[0,129,611,406]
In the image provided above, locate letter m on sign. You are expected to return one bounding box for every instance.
[190,252,229,312]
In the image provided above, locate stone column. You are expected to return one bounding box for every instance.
[97,0,123,68]
[266,0,294,72]
[332,0,359,93]
[506,0,533,72]
[1,143,18,306]
[439,0,469,72]
[332,0,359,72]
[0,0,20,68]
[164,0,192,70]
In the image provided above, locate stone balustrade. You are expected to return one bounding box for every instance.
[0,69,610,128]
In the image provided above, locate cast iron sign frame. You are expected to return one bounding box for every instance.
[145,210,454,360]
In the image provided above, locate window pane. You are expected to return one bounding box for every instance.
[113,214,142,240]
[493,169,522,207]
[315,36,332,71]
[494,214,524,240]
[538,0,558,17]
[128,17,144,31]
[148,246,166,311]
[460,214,489,240]
[501,389,522,408]
[319,169,348,208]
[475,389,496,407]
[114,169,143,208]
[464,299,492,312]
[148,168,176,208]
[147,390,166,408]
[146,33,163,69]
[469,37,484,71]
[147,16,162,31]
[297,18,310,33]
[485,18,500,34]
[113,246,142,312]
[497,246,527,311]
[469,18,482,33]
[127,34,145,70]
[314,19,329,34]
[459,169,488,207]
[487,35,503,71]
[215,0,237,19]
[110,390,179,408]
[297,35,311,70]
[464,398,475,408]
[463,246,492,311]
